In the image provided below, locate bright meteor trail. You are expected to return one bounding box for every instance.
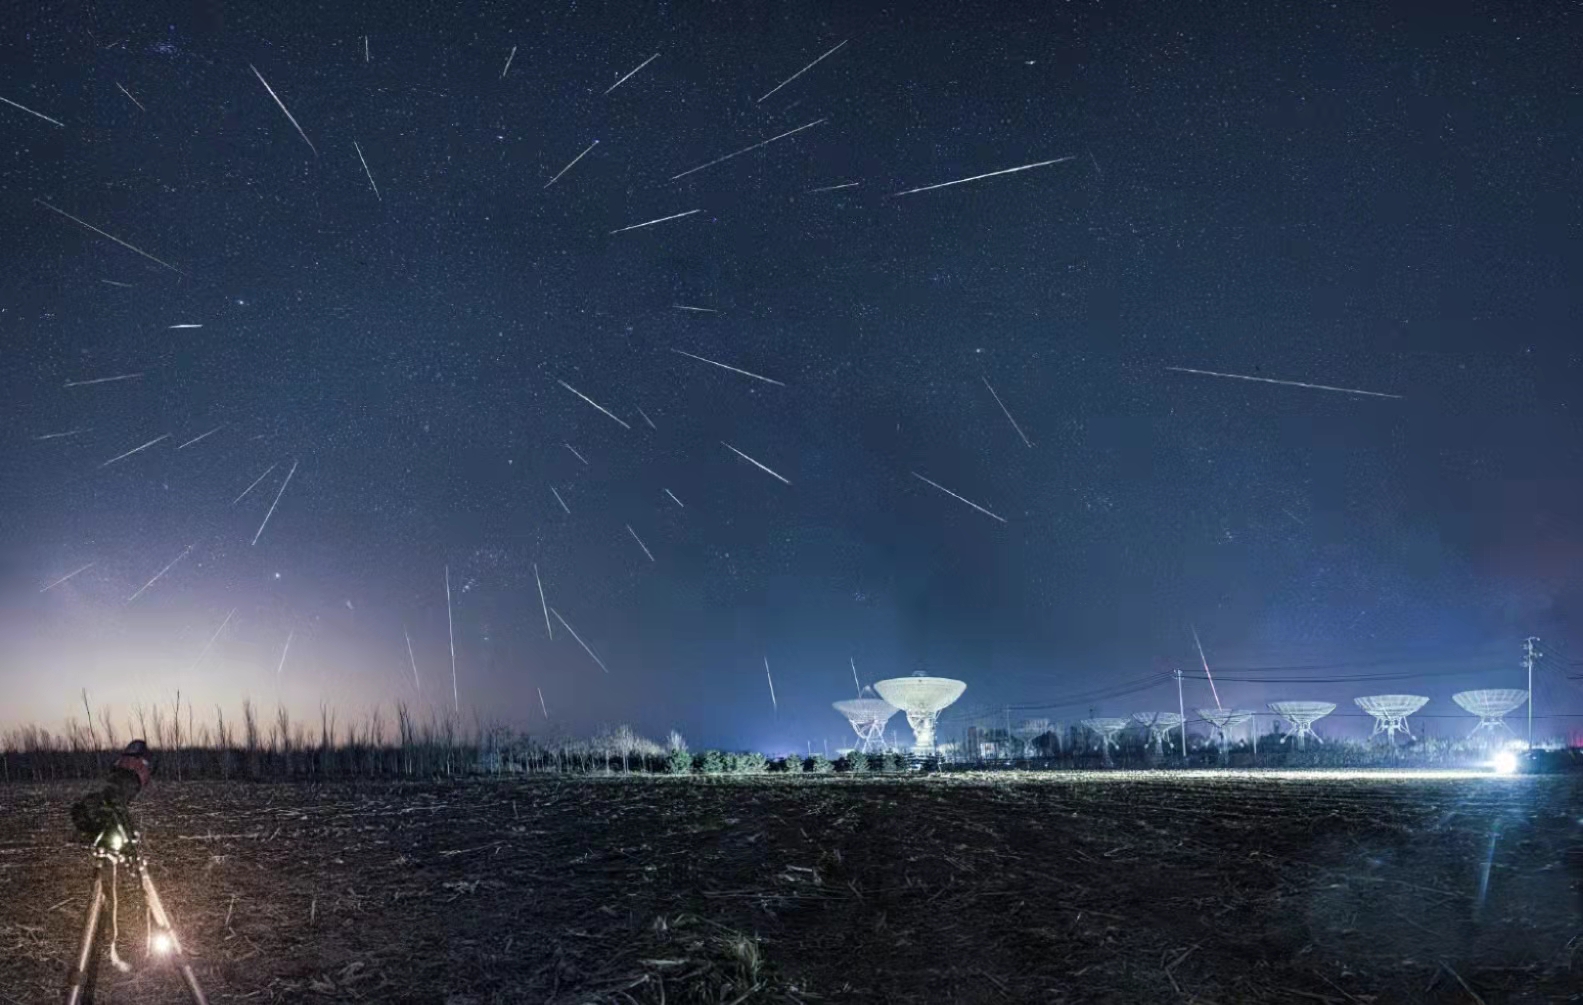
[1165,366,1403,400]
[892,156,1076,197]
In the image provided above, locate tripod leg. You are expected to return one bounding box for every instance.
[135,864,209,1005]
[63,864,106,1005]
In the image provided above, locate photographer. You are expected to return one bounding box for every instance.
[70,740,152,842]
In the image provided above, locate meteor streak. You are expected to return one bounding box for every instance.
[626,524,655,562]
[353,140,381,200]
[534,563,552,639]
[1164,366,1403,400]
[233,463,277,505]
[35,199,184,274]
[249,63,317,157]
[982,376,1033,447]
[101,433,169,467]
[609,208,700,235]
[551,608,608,673]
[557,379,631,428]
[722,442,791,485]
[275,630,295,678]
[670,348,784,386]
[892,155,1076,197]
[671,118,825,181]
[445,565,458,712]
[114,83,146,112]
[188,608,236,671]
[543,139,598,188]
[604,52,658,94]
[127,543,194,603]
[0,93,64,127]
[66,373,143,387]
[404,626,421,691]
[910,471,1007,523]
[177,424,225,450]
[250,458,299,545]
[40,562,95,593]
[757,39,848,103]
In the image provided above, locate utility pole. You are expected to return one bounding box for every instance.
[1524,637,1541,746]
[1175,668,1187,758]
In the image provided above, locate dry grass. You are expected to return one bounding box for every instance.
[0,772,1578,1003]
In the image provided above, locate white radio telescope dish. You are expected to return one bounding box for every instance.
[1354,695,1428,742]
[872,673,966,755]
[1132,711,1184,755]
[1196,708,1254,755]
[833,697,901,753]
[1452,689,1528,739]
[1080,717,1130,753]
[1268,700,1336,749]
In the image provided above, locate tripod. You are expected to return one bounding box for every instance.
[64,814,207,1005]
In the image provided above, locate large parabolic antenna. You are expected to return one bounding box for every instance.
[1081,717,1131,752]
[1196,708,1254,754]
[1355,694,1428,741]
[1132,711,1184,755]
[1452,689,1528,739]
[1268,701,1336,749]
[873,673,966,755]
[833,697,901,753]
[1014,718,1052,757]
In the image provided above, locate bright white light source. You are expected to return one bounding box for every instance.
[151,931,173,955]
[1491,750,1518,775]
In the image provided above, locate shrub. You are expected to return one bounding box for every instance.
[721,751,741,773]
[886,751,909,772]
[666,747,693,774]
[766,757,791,773]
[695,749,725,774]
[803,754,833,774]
[842,751,869,773]
[733,751,767,774]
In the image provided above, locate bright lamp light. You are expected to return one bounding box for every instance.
[1491,749,1518,775]
[151,931,173,955]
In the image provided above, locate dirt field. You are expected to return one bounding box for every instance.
[1,771,1579,1003]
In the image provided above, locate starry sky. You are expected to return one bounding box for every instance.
[2,1,1579,749]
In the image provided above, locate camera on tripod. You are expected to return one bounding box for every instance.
[63,740,207,1005]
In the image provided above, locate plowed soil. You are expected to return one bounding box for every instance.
[1,771,1579,1003]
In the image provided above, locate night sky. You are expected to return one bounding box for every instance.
[2,2,1579,749]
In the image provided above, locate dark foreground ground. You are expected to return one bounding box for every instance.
[1,771,1579,1003]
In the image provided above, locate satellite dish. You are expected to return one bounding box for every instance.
[1354,695,1429,742]
[872,675,966,755]
[1452,689,1528,740]
[833,698,901,753]
[1079,717,1130,756]
[1267,701,1336,749]
[1131,711,1184,755]
[1196,708,1255,756]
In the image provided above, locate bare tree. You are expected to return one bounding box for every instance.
[97,704,117,751]
[81,689,101,756]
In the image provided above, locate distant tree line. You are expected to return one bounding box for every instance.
[0,693,916,783]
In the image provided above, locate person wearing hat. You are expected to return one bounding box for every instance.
[70,740,152,841]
